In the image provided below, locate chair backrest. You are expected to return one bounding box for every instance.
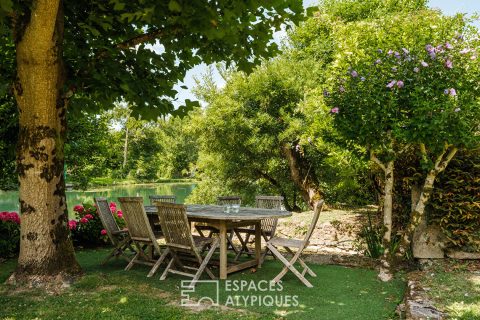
[302,200,324,245]
[155,202,194,251]
[149,195,176,205]
[95,197,121,245]
[118,197,160,251]
[255,195,283,234]
[217,196,242,206]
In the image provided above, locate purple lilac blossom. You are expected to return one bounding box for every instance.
[421,61,429,67]
[386,80,397,88]
[397,80,404,88]
[425,44,434,52]
[377,49,383,53]
[330,107,340,114]
[374,59,382,65]
[339,86,345,93]
[360,76,366,82]
[429,51,436,59]
[387,49,394,55]
[444,89,450,95]
[402,48,409,55]
[413,67,420,73]
[460,48,470,54]
[449,88,457,96]
[445,59,453,69]
[445,42,453,49]
[394,51,401,59]
[351,70,358,77]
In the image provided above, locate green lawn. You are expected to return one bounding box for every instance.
[0,249,405,320]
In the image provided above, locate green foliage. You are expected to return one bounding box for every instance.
[429,149,480,251]
[317,0,428,22]
[327,10,480,157]
[65,111,115,189]
[358,213,384,258]
[187,57,373,208]
[1,1,305,119]
[0,97,17,190]
[155,116,198,179]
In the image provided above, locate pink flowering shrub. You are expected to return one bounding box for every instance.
[70,201,125,247]
[0,211,20,258]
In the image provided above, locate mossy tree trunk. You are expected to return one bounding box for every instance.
[282,143,322,209]
[397,144,458,257]
[9,0,81,285]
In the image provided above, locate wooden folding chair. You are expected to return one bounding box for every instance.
[155,202,219,288]
[195,196,241,253]
[148,195,176,235]
[266,200,324,288]
[234,195,283,262]
[118,197,169,277]
[95,197,134,265]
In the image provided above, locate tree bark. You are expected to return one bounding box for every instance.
[282,143,322,209]
[9,0,81,286]
[370,151,394,281]
[397,145,458,257]
[123,127,129,170]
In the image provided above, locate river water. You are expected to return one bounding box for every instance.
[0,183,196,218]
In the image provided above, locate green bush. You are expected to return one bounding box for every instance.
[0,212,20,258]
[429,149,480,252]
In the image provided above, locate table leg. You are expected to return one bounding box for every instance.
[219,221,227,279]
[255,221,261,268]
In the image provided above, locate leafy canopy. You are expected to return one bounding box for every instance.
[326,10,480,156]
[0,0,304,118]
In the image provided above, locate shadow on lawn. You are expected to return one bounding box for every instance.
[0,248,405,320]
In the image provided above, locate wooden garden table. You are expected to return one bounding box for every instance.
[144,204,291,279]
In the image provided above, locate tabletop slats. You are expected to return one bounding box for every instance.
[144,204,291,221]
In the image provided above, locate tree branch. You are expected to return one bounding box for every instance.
[435,146,457,174]
[370,149,386,172]
[116,29,168,49]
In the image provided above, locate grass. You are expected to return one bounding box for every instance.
[419,261,480,320]
[0,248,405,320]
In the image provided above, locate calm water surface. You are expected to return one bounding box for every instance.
[0,183,196,218]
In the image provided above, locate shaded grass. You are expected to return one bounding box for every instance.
[0,248,404,319]
[420,261,480,320]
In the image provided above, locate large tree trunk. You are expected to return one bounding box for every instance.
[9,0,81,286]
[397,145,458,257]
[282,143,322,209]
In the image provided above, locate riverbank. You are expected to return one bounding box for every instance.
[81,177,197,188]
[0,182,197,215]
